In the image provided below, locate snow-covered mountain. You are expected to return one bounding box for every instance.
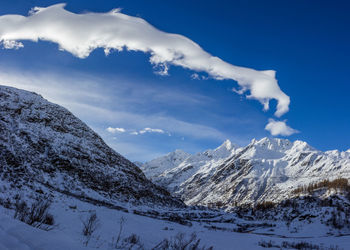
[0,85,183,208]
[140,149,191,180]
[142,137,350,207]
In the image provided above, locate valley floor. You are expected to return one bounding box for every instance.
[1,194,349,250]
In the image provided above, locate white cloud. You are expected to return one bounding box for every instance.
[265,119,299,136]
[1,40,23,49]
[0,3,290,117]
[139,128,165,134]
[130,131,139,135]
[106,127,126,133]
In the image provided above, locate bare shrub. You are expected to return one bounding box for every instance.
[152,232,213,250]
[258,240,279,248]
[110,216,144,249]
[114,216,126,247]
[115,234,144,250]
[259,240,340,250]
[82,212,100,246]
[14,200,28,221]
[26,199,52,226]
[111,216,144,250]
[14,198,54,230]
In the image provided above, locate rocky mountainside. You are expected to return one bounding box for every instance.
[0,85,183,208]
[142,137,350,208]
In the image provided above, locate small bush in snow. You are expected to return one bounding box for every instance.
[115,233,144,250]
[152,232,213,250]
[258,240,279,248]
[14,198,54,230]
[81,212,100,246]
[14,200,28,221]
[259,239,340,250]
[82,212,100,236]
[110,217,144,249]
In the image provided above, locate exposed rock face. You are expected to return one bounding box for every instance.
[0,85,183,207]
[142,137,350,207]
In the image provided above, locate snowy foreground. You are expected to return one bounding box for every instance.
[1,194,349,250]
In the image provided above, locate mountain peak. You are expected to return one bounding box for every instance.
[168,149,191,160]
[216,139,234,151]
[173,149,188,154]
[290,140,315,152]
[250,137,292,150]
[204,139,236,159]
[141,149,191,177]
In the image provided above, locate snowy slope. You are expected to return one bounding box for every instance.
[1,194,349,250]
[0,85,183,208]
[142,137,350,207]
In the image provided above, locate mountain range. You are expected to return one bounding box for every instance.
[141,137,350,207]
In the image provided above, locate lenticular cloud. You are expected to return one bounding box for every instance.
[0,3,290,116]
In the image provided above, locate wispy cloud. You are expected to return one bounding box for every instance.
[0,67,230,161]
[106,127,126,133]
[78,103,225,140]
[265,119,299,136]
[0,67,211,110]
[107,127,168,136]
[139,128,165,134]
[0,68,224,140]
[0,3,290,117]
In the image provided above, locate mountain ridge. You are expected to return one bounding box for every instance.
[142,137,350,208]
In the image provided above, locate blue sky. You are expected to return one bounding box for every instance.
[0,0,349,161]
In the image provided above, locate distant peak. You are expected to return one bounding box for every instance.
[215,139,236,151]
[171,149,190,156]
[165,149,191,160]
[222,139,233,149]
[252,137,291,146]
[291,140,315,151]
